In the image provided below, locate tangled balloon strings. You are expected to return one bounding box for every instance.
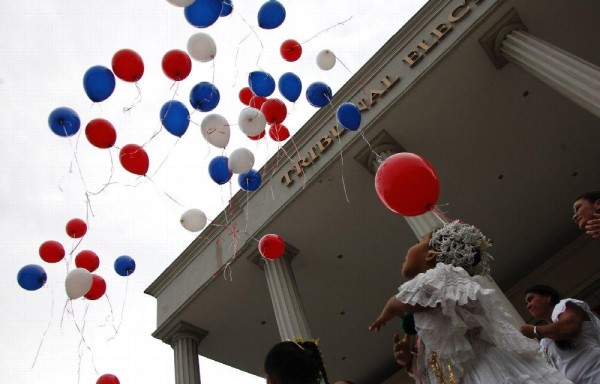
[31,285,55,369]
[122,82,143,113]
[107,275,129,342]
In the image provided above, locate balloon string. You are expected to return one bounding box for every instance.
[236,12,265,69]
[104,293,119,339]
[359,130,383,163]
[149,137,180,178]
[87,150,116,196]
[333,53,354,76]
[431,204,453,223]
[289,137,307,189]
[302,16,353,44]
[233,33,252,87]
[31,285,55,369]
[108,274,129,341]
[122,82,143,113]
[327,97,350,203]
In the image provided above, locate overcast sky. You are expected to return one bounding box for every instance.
[0,1,426,383]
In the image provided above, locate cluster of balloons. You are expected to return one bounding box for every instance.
[374,153,440,216]
[17,218,136,300]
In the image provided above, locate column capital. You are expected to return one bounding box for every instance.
[480,8,527,69]
[246,240,300,271]
[152,320,208,347]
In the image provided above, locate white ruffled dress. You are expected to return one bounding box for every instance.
[540,299,600,383]
[396,263,572,383]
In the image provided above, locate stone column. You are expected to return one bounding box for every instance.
[264,252,312,341]
[482,10,600,119]
[162,322,207,384]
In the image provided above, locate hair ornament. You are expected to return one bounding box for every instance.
[429,220,493,277]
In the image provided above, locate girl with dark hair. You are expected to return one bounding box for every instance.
[264,339,329,384]
[369,221,572,383]
[521,285,600,383]
[572,191,600,238]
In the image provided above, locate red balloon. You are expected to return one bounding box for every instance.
[162,49,192,81]
[259,234,285,260]
[261,98,287,124]
[239,87,254,105]
[112,49,144,82]
[119,144,149,176]
[268,124,290,142]
[75,250,100,273]
[249,95,267,109]
[97,374,120,384]
[39,240,65,263]
[85,118,117,149]
[66,218,87,238]
[84,274,106,300]
[248,130,266,141]
[280,39,302,62]
[375,153,440,216]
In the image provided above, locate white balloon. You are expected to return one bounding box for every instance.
[316,49,336,70]
[65,268,93,300]
[229,148,255,174]
[180,209,207,232]
[238,107,266,137]
[166,0,194,6]
[187,32,217,63]
[200,114,230,149]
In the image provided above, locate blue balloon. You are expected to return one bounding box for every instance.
[258,0,286,29]
[306,82,333,108]
[83,65,116,102]
[248,71,275,97]
[190,82,220,112]
[17,264,47,291]
[238,169,261,191]
[278,72,302,102]
[209,155,232,185]
[220,0,233,16]
[48,107,81,137]
[184,0,222,28]
[160,100,190,137]
[114,255,136,277]
[336,102,361,131]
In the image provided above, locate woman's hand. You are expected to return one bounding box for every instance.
[585,212,600,238]
[520,324,536,339]
[393,333,413,367]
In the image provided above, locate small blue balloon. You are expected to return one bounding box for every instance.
[306,82,333,108]
[184,0,222,28]
[336,102,362,131]
[209,155,232,185]
[238,169,261,191]
[248,71,275,97]
[114,255,136,277]
[48,107,81,137]
[190,82,220,112]
[160,100,190,137]
[278,72,302,103]
[17,264,47,291]
[258,0,286,29]
[83,65,116,102]
[220,0,233,16]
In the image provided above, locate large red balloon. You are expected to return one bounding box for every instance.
[249,95,267,109]
[374,153,440,216]
[84,274,106,300]
[268,124,290,142]
[97,374,120,384]
[261,98,287,124]
[239,87,254,105]
[112,49,144,82]
[162,49,192,81]
[259,234,285,260]
[66,218,87,238]
[39,240,65,263]
[119,144,149,176]
[248,130,266,141]
[280,39,302,62]
[75,250,100,273]
[86,118,117,149]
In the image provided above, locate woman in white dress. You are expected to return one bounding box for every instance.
[369,221,572,383]
[521,285,600,383]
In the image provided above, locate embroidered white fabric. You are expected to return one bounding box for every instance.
[396,263,572,383]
